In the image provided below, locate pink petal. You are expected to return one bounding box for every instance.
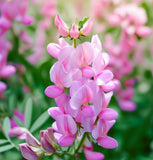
[93,89,105,115]
[91,34,102,51]
[58,135,75,147]
[55,93,70,112]
[97,136,118,149]
[0,81,7,92]
[76,42,94,66]
[80,18,93,36]
[47,43,61,59]
[102,91,113,109]
[19,143,39,160]
[99,108,118,120]
[0,65,16,77]
[136,26,152,37]
[26,132,40,147]
[84,148,104,160]
[82,66,95,78]
[82,105,95,117]
[119,100,136,111]
[70,85,93,110]
[70,23,79,39]
[96,70,114,86]
[45,85,64,98]
[48,107,63,120]
[56,114,77,135]
[22,15,34,25]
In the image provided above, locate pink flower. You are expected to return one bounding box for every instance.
[70,23,79,39]
[80,18,93,36]
[83,139,104,160]
[40,127,58,153]
[55,14,69,37]
[19,133,43,160]
[52,114,77,147]
[9,110,27,139]
[0,81,7,98]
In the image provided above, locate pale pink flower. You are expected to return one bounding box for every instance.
[52,114,77,147]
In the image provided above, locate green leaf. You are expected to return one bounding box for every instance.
[3,117,10,137]
[30,111,50,133]
[14,116,24,127]
[0,139,9,145]
[24,98,33,129]
[0,144,14,153]
[9,94,16,114]
[78,17,89,31]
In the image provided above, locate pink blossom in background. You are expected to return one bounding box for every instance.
[9,110,28,139]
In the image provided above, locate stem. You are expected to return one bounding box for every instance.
[73,132,87,155]
[74,39,77,48]
[0,122,19,151]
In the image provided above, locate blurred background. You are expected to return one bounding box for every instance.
[0,0,153,159]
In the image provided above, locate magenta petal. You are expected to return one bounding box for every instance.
[48,107,63,119]
[97,136,118,149]
[45,85,64,98]
[22,15,34,25]
[82,105,95,117]
[102,92,113,109]
[99,108,118,120]
[0,81,7,92]
[58,135,75,147]
[84,148,104,160]
[19,143,39,160]
[119,100,136,111]
[0,65,16,77]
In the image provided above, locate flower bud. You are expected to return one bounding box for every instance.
[40,127,58,153]
[55,14,69,37]
[70,23,79,39]
[19,143,43,160]
[80,18,93,36]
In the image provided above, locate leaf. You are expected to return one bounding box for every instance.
[0,139,8,145]
[9,94,16,114]
[78,17,89,30]
[3,117,10,137]
[30,111,50,133]
[0,144,14,153]
[14,116,24,127]
[24,98,33,129]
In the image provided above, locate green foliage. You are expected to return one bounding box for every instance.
[78,17,89,31]
[30,111,50,133]
[25,98,33,129]
[0,145,14,153]
[3,117,10,137]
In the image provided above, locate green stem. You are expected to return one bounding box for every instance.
[0,122,19,151]
[74,39,77,48]
[73,132,87,155]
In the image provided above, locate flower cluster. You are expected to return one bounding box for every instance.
[91,1,152,111]
[55,14,93,39]
[0,0,34,98]
[40,15,119,159]
[0,37,16,98]
[19,128,58,160]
